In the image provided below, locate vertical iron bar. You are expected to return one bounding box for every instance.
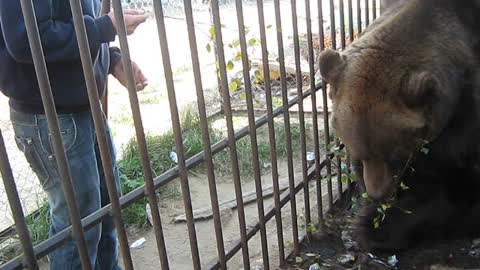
[238,0,272,268]
[183,0,227,268]
[339,0,346,49]
[317,0,325,51]
[316,0,326,221]
[336,140,343,198]
[152,1,202,269]
[254,0,291,264]
[0,130,39,270]
[273,0,300,257]
[112,1,173,269]
[210,0,251,267]
[100,0,110,117]
[357,0,362,34]
[365,0,369,26]
[19,1,93,269]
[326,0,336,207]
[348,0,354,43]
[346,151,352,188]
[305,0,323,225]
[68,1,137,269]
[290,0,311,240]
[329,0,336,50]
[372,0,377,19]
[321,80,333,207]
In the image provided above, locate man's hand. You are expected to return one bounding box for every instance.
[112,60,148,91]
[108,9,148,35]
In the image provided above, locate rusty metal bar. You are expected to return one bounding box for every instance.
[336,139,343,198]
[18,1,93,269]
[317,0,326,51]
[291,0,311,241]
[365,0,370,26]
[326,0,336,208]
[273,0,300,257]
[348,0,354,43]
[339,0,346,49]
[357,0,362,34]
[183,0,227,268]
[112,1,173,269]
[255,0,289,266]
[329,0,337,50]
[210,0,250,268]
[100,0,110,116]
[2,86,317,270]
[316,0,327,222]
[236,0,271,268]
[321,80,333,207]
[305,0,323,223]
[152,1,202,269]
[68,1,136,269]
[0,130,38,270]
[346,151,352,188]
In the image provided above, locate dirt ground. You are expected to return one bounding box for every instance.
[120,160,341,270]
[288,189,480,270]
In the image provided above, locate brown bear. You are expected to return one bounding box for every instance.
[318,0,480,250]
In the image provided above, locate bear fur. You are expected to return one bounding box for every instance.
[318,0,480,251]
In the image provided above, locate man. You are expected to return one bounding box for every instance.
[0,1,148,269]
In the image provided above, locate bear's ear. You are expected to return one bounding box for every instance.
[403,71,437,106]
[318,49,347,84]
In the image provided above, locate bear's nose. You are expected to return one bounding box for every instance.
[362,159,394,200]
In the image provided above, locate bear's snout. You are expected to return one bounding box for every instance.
[362,159,394,200]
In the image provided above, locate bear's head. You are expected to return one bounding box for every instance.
[317,3,475,199]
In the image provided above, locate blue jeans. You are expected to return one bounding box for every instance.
[10,108,122,270]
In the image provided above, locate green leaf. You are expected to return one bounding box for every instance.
[421,147,430,155]
[277,27,282,32]
[341,175,348,183]
[239,92,247,100]
[231,39,241,47]
[295,256,303,263]
[400,182,410,191]
[361,193,370,199]
[234,51,242,60]
[248,38,260,46]
[266,24,273,29]
[229,80,238,91]
[206,43,211,53]
[226,61,234,71]
[209,26,216,40]
[381,204,392,211]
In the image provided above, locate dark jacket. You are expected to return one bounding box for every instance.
[0,0,121,114]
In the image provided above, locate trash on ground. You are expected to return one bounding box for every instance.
[388,255,399,267]
[169,151,178,163]
[309,263,322,270]
[130,237,146,249]
[337,253,355,265]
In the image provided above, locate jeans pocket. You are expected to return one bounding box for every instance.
[38,115,77,156]
[14,136,50,188]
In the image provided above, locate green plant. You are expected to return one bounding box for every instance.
[25,203,50,245]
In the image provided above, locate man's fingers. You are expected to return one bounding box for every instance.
[123,9,145,15]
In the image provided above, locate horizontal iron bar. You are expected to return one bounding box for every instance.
[1,85,321,270]
[208,159,328,270]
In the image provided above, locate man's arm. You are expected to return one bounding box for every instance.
[0,1,116,64]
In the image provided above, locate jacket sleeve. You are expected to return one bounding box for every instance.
[108,46,122,74]
[0,1,117,64]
